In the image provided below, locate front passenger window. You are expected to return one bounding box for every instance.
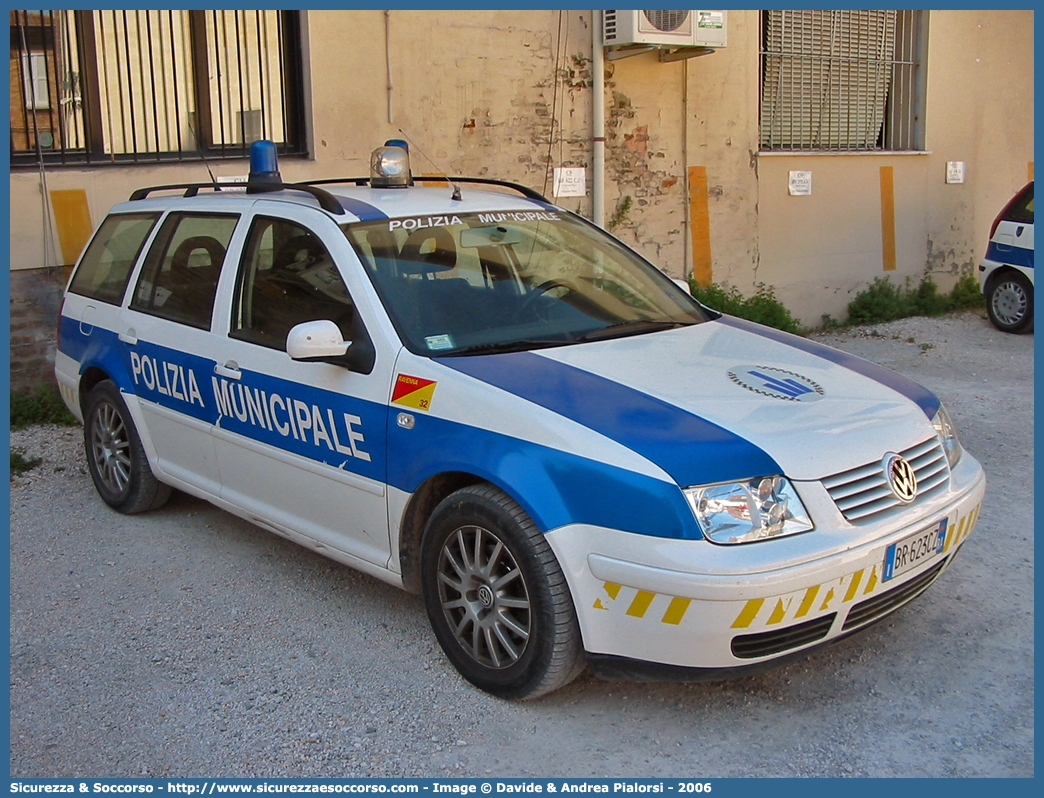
[231,217,357,350]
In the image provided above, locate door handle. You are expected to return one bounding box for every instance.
[118,329,138,345]
[214,361,242,380]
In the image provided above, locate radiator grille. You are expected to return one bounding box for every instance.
[822,437,949,524]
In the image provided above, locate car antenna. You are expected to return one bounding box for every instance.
[190,114,221,189]
[397,128,462,201]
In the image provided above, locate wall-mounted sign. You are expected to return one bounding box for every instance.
[553,167,587,198]
[788,171,812,196]
[946,161,966,184]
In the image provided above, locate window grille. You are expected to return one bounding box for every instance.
[10,9,305,166]
[760,10,925,152]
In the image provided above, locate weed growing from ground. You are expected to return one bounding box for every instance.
[10,447,41,479]
[688,281,802,334]
[10,386,77,430]
[845,273,985,327]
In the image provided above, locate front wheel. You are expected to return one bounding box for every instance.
[420,484,585,699]
[986,272,1034,333]
[84,380,171,513]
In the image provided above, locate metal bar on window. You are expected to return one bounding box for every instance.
[760,9,920,152]
[188,10,213,153]
[12,8,304,166]
[255,12,268,141]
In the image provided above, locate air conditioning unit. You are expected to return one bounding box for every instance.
[603,10,727,49]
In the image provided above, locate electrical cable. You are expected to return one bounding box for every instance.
[541,9,564,198]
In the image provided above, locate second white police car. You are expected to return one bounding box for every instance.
[56,141,985,698]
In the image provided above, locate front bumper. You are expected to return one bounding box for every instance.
[546,454,985,673]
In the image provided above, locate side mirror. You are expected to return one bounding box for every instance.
[287,320,350,361]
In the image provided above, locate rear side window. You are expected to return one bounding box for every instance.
[131,213,239,330]
[67,213,160,305]
[1005,184,1034,225]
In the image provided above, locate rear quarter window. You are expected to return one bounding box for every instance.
[68,213,160,305]
[1005,184,1034,225]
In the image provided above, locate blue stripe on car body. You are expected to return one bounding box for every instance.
[435,350,781,488]
[716,316,941,419]
[335,196,389,221]
[985,240,1034,270]
[386,412,702,539]
[59,319,703,540]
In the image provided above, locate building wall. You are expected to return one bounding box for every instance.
[755,9,1035,325]
[8,9,1035,388]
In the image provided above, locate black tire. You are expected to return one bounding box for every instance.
[986,271,1034,333]
[83,380,171,514]
[420,484,585,699]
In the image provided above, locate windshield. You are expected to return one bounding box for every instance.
[341,209,710,356]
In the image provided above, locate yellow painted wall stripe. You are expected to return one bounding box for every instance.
[731,598,764,629]
[419,172,448,187]
[661,597,692,625]
[50,189,93,266]
[795,586,819,618]
[688,165,712,287]
[626,590,656,618]
[880,166,896,272]
[843,570,864,603]
[603,582,622,600]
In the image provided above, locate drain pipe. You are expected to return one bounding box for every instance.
[591,9,605,228]
[385,10,394,124]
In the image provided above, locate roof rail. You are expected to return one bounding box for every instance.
[128,182,345,215]
[301,176,551,204]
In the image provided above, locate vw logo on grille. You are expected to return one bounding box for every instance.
[884,453,918,503]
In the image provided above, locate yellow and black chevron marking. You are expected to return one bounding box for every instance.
[730,501,982,631]
[592,582,693,625]
[942,502,980,554]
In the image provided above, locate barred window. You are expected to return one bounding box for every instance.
[10,10,305,166]
[760,10,926,152]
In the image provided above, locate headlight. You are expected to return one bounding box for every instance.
[931,404,962,468]
[683,476,813,545]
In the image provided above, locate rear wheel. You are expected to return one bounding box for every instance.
[986,272,1034,333]
[84,380,171,513]
[420,484,585,699]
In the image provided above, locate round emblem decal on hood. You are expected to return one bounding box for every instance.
[728,365,825,402]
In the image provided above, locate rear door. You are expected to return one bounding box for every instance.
[119,206,245,496]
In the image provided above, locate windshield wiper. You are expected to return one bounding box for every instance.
[577,319,692,342]
[440,338,573,357]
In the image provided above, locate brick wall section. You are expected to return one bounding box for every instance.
[10,266,70,392]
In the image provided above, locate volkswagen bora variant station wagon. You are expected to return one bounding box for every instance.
[56,141,985,698]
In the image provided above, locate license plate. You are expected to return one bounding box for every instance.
[883,519,948,582]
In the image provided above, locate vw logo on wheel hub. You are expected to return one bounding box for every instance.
[884,453,918,503]
[476,584,495,608]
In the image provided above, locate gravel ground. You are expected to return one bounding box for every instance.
[9,310,1033,778]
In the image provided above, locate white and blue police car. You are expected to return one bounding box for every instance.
[979,181,1034,333]
[56,141,985,698]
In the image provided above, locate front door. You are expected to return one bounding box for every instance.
[211,206,393,569]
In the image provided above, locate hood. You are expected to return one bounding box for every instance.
[439,317,941,484]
